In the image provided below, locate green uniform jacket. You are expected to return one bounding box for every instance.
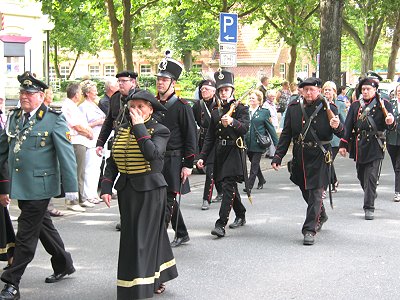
[387,99,400,146]
[245,107,278,152]
[0,104,78,200]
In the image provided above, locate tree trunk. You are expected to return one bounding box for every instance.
[122,0,133,70]
[288,45,297,83]
[105,0,123,72]
[319,0,343,86]
[67,51,81,80]
[342,16,384,75]
[387,12,400,80]
[360,47,374,74]
[53,42,61,79]
[182,50,192,72]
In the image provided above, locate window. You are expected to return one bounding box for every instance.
[279,63,286,78]
[303,64,309,74]
[89,65,100,77]
[140,64,152,76]
[104,65,115,77]
[60,66,70,80]
[192,64,202,72]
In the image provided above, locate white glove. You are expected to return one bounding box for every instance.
[65,192,79,201]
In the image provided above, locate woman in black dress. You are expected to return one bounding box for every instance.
[100,90,177,299]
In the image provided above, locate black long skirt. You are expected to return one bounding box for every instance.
[0,207,15,262]
[117,186,178,300]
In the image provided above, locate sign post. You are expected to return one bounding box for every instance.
[219,12,238,68]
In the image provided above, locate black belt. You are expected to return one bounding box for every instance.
[217,139,235,146]
[358,130,384,139]
[165,149,183,157]
[294,139,331,148]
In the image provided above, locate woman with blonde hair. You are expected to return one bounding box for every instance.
[79,80,106,204]
[244,89,278,192]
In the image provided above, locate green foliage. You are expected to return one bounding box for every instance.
[59,80,79,93]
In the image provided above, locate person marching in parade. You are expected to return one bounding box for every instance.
[101,90,178,299]
[271,77,343,246]
[0,72,79,299]
[339,76,395,220]
[197,69,250,238]
[192,79,223,210]
[153,53,197,247]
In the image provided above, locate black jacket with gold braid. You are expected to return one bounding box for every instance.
[100,117,170,195]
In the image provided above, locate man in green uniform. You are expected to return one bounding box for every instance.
[0,72,79,300]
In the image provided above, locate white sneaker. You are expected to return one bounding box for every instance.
[80,200,95,208]
[393,193,400,202]
[67,204,86,212]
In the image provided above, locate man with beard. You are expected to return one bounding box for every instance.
[153,55,197,247]
[339,76,395,220]
[271,77,343,246]
[197,69,249,238]
[192,79,223,210]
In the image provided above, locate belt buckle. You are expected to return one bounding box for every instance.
[361,130,367,137]
[221,139,227,146]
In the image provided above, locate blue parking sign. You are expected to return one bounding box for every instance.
[219,13,238,43]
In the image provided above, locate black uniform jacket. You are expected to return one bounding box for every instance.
[153,93,197,194]
[192,96,218,163]
[339,94,395,164]
[199,99,249,183]
[96,88,140,148]
[272,96,344,190]
[100,117,170,195]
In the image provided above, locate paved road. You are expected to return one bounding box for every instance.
[3,154,400,299]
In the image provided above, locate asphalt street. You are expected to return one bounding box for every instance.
[3,153,400,300]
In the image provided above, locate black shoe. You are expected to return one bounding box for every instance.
[0,284,20,300]
[315,215,328,232]
[116,223,121,231]
[243,188,252,194]
[211,226,225,237]
[170,235,190,247]
[3,264,11,271]
[303,232,315,245]
[257,180,266,189]
[45,265,76,283]
[229,217,246,229]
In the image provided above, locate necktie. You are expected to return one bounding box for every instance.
[23,112,30,126]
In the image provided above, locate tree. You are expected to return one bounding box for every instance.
[247,0,320,83]
[319,0,344,86]
[342,0,389,74]
[40,0,106,79]
[105,0,160,72]
[387,11,400,80]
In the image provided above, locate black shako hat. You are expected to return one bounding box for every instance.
[116,70,138,79]
[17,71,48,92]
[156,58,183,81]
[199,79,216,89]
[359,77,379,89]
[126,90,167,112]
[366,71,383,82]
[214,70,234,90]
[298,77,322,88]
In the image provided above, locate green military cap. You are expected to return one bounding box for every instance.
[17,71,48,92]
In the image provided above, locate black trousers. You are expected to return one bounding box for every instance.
[387,144,400,193]
[356,159,381,211]
[215,177,246,228]
[165,192,188,239]
[203,163,222,201]
[1,199,73,288]
[300,186,325,234]
[247,151,265,189]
